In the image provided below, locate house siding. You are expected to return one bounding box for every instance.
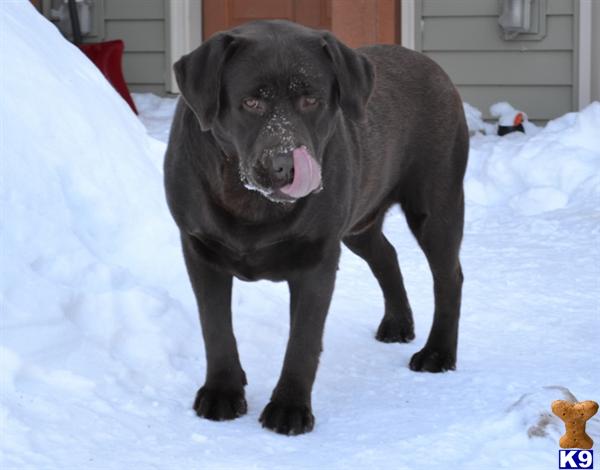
[43,0,169,94]
[42,0,592,108]
[101,0,167,94]
[417,0,577,121]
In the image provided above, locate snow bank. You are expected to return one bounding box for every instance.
[465,102,600,215]
[0,6,206,465]
[0,0,194,417]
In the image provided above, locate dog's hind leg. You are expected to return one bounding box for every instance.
[343,218,415,343]
[402,187,464,372]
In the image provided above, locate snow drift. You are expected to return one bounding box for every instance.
[1,3,599,469]
[1,1,200,454]
[465,102,600,215]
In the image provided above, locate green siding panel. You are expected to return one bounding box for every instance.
[428,51,573,85]
[547,0,575,15]
[129,84,168,95]
[106,20,165,52]
[105,0,165,20]
[122,52,165,84]
[423,15,573,51]
[458,85,572,120]
[100,0,168,92]
[422,0,573,17]
[418,0,576,118]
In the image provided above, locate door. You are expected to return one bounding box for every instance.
[202,0,399,48]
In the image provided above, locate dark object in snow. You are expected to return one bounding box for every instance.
[507,385,577,439]
[493,107,526,136]
[67,0,137,114]
[498,123,525,136]
[165,20,468,436]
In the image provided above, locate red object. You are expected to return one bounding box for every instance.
[79,40,138,114]
[513,112,524,126]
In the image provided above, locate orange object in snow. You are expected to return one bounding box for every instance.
[513,112,524,126]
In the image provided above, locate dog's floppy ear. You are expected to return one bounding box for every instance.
[174,33,238,131]
[321,33,375,122]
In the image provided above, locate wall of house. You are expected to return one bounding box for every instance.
[416,0,577,121]
[44,0,169,94]
[101,0,168,94]
[43,0,595,107]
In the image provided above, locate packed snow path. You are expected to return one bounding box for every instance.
[1,3,599,469]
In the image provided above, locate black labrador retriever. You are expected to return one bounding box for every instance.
[164,20,468,435]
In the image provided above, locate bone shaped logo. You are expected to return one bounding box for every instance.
[551,400,598,449]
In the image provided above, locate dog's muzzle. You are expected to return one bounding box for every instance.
[245,146,322,202]
[278,146,322,199]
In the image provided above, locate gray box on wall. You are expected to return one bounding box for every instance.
[417,0,577,121]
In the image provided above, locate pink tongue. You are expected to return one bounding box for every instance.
[280,147,321,199]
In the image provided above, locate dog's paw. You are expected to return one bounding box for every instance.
[259,401,315,435]
[409,347,456,372]
[375,314,415,343]
[193,386,247,421]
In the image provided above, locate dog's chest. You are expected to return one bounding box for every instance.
[192,233,325,281]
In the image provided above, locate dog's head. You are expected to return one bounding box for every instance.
[174,20,374,203]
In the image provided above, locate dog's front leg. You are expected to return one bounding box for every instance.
[260,246,340,435]
[181,233,247,421]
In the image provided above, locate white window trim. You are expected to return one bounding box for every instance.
[577,0,592,109]
[593,0,600,102]
[401,0,416,50]
[166,0,202,94]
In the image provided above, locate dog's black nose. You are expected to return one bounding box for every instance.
[271,152,294,186]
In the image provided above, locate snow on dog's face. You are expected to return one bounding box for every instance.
[174,20,373,203]
[218,46,330,203]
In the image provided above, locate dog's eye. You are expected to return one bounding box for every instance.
[242,98,264,113]
[299,96,319,111]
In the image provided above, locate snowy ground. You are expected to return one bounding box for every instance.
[1,3,599,469]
